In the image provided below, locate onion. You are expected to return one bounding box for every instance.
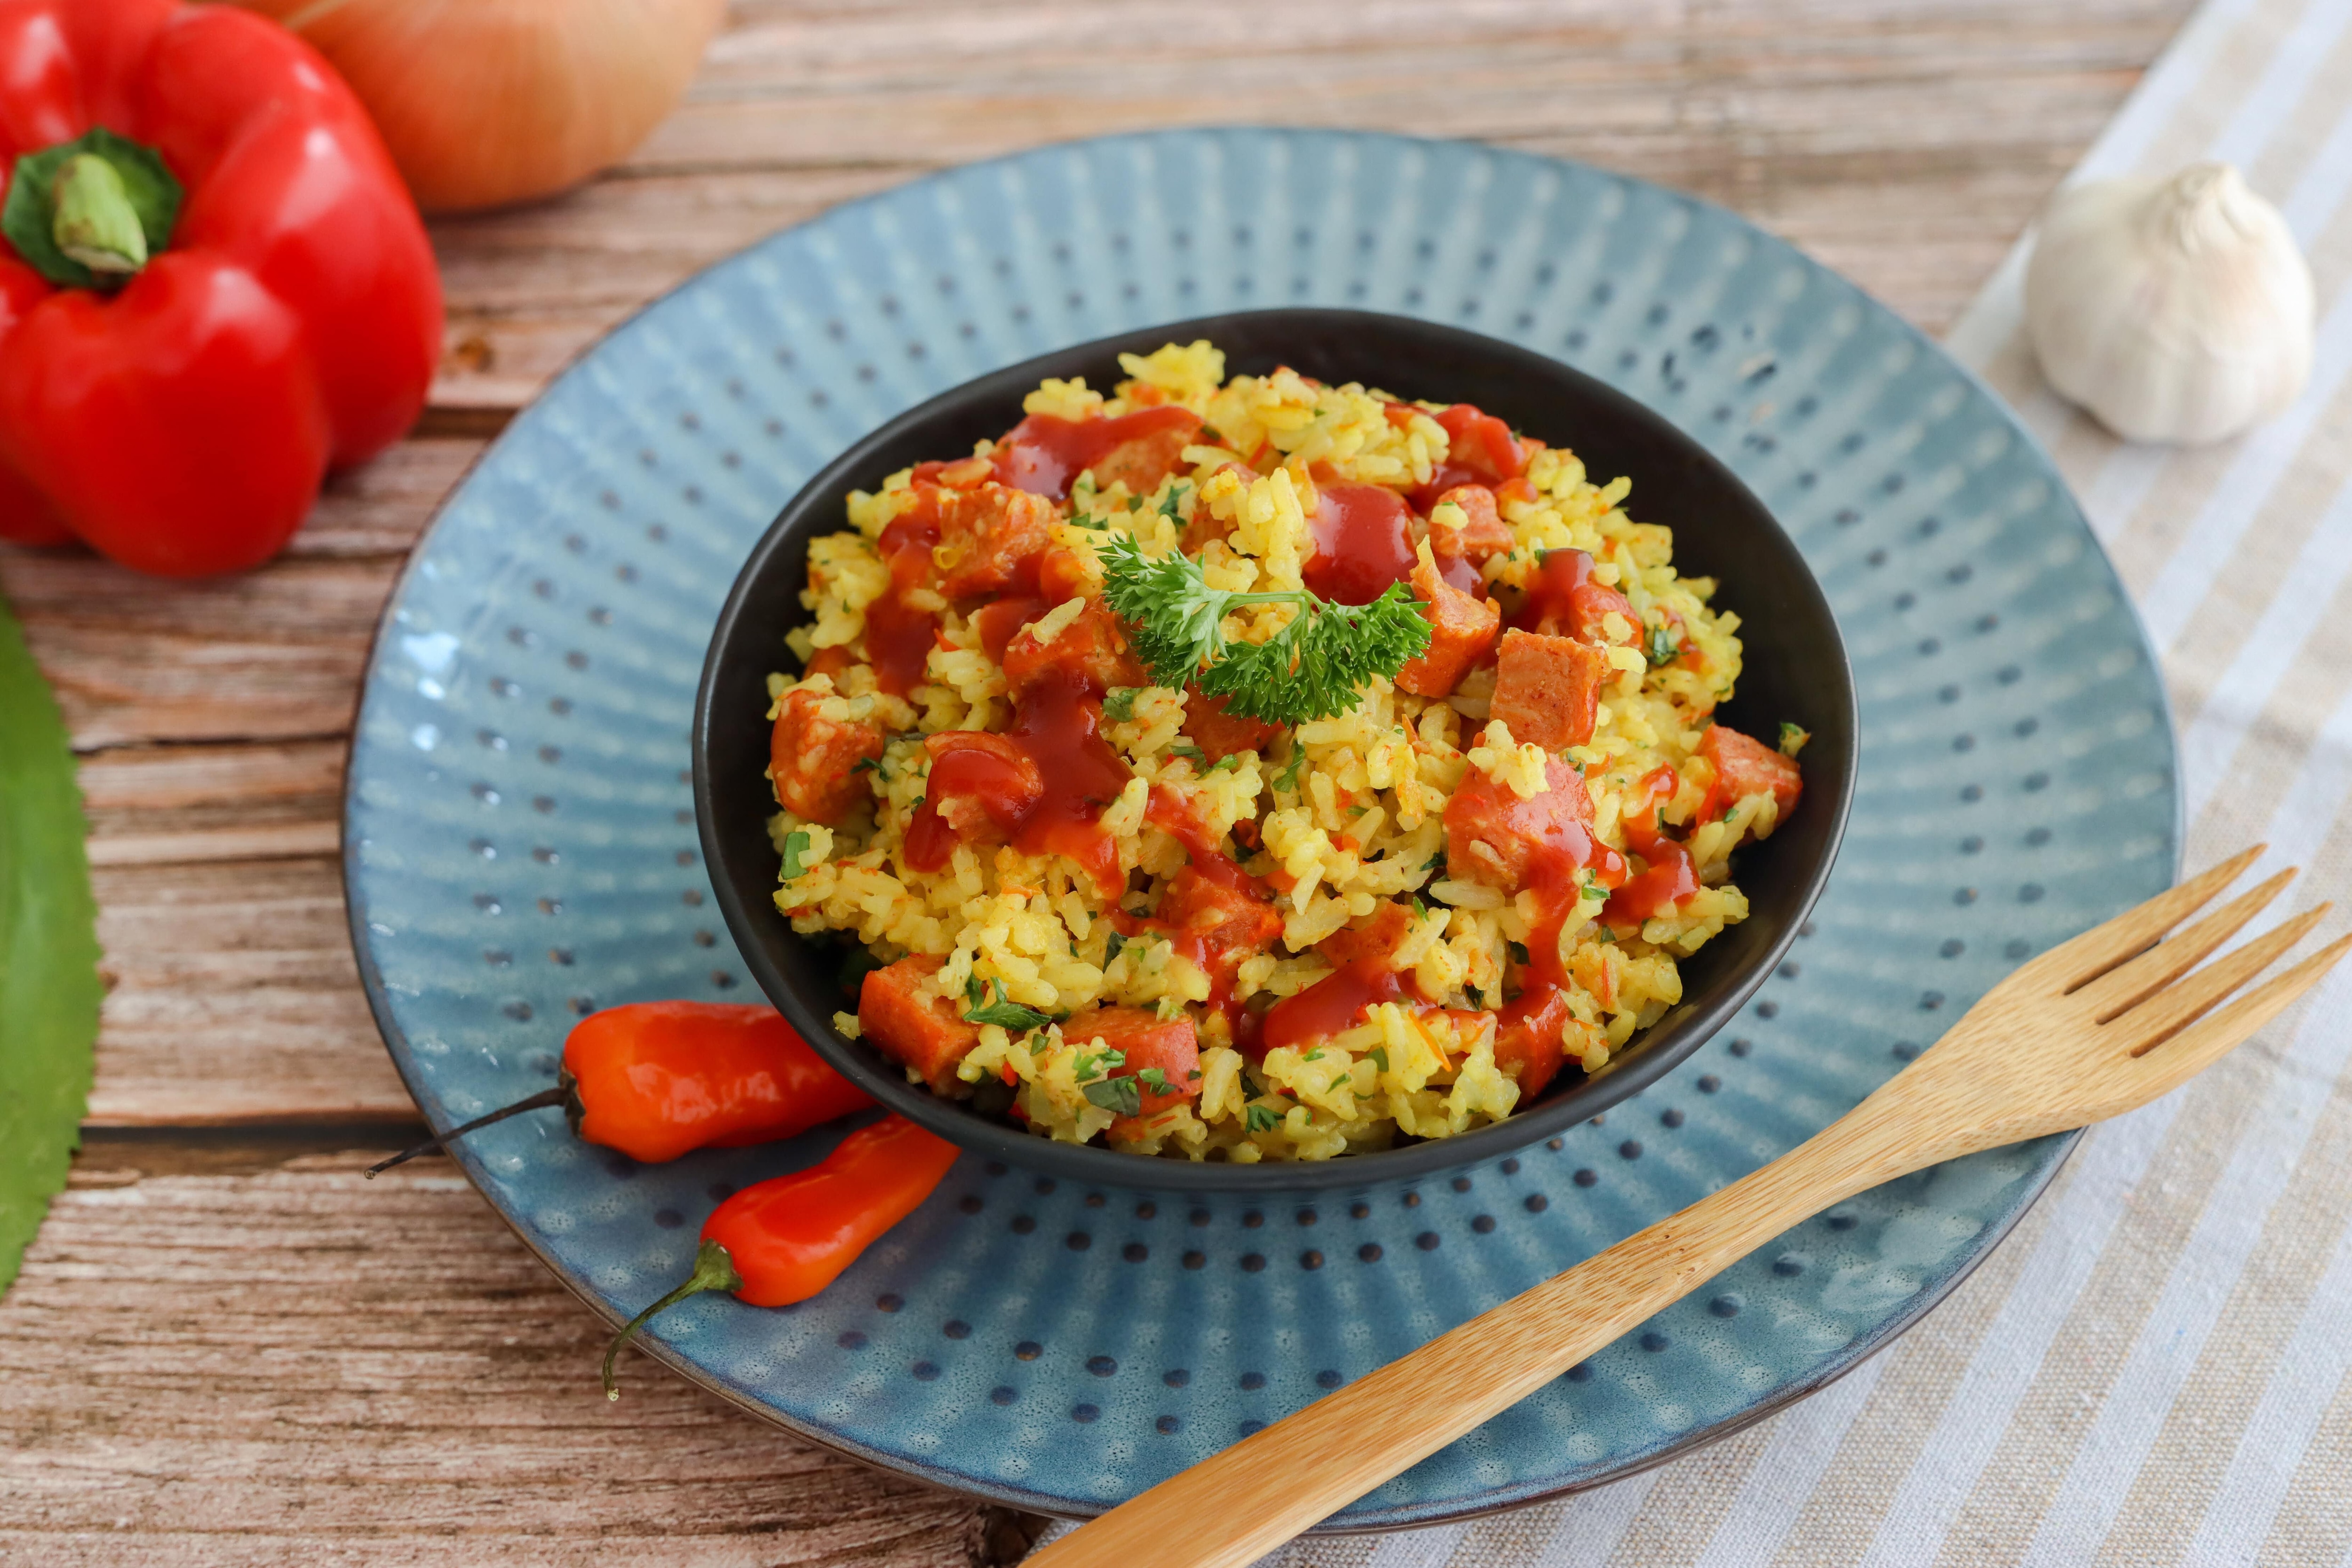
[236,0,727,214]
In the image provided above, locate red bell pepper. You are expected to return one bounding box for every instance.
[0,0,441,576]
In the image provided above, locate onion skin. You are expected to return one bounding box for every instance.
[236,0,726,214]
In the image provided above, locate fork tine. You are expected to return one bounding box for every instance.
[2114,904,2332,1057]
[2076,869,2296,1022]
[2053,845,2267,994]
[2132,932,2352,1080]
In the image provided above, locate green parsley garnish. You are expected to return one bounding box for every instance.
[1208,753,1240,774]
[1645,622,1682,667]
[1779,721,1810,757]
[1083,1076,1143,1116]
[1157,483,1189,524]
[1328,1071,1351,1090]
[1369,1046,1390,1072]
[1102,930,1125,964]
[1423,851,1447,876]
[1104,686,1143,721]
[1168,740,1208,765]
[779,828,811,881]
[1303,1048,1325,1062]
[1136,1067,1172,1094]
[1072,1046,1129,1082]
[1244,1103,1282,1133]
[1098,531,1431,725]
[963,978,1051,1031]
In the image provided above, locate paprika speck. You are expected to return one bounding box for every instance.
[602,1114,962,1398]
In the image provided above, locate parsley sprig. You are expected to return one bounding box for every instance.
[1097,532,1430,725]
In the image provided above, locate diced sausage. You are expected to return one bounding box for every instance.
[920,730,1041,844]
[1698,724,1804,822]
[1066,1006,1202,1121]
[1492,987,1570,1098]
[1317,900,1416,969]
[935,482,1057,599]
[770,687,885,826]
[1443,755,1597,891]
[1003,601,1147,700]
[1184,689,1280,761]
[1086,409,1201,496]
[1427,484,1515,563]
[859,955,982,1093]
[1157,865,1282,967]
[1394,548,1500,699]
[1489,628,1609,750]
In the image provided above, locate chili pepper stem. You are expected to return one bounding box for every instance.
[603,1239,742,1401]
[365,1083,573,1177]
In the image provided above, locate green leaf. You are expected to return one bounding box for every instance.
[1244,1103,1282,1133]
[1103,686,1143,722]
[0,592,99,1297]
[779,828,811,882]
[1135,1067,1172,1094]
[1083,1076,1143,1116]
[1369,1047,1390,1072]
[1102,929,1125,964]
[963,979,1051,1031]
[1645,621,1682,667]
[3,127,181,291]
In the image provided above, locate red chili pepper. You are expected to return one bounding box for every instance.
[602,1114,961,1397]
[0,0,441,576]
[366,1003,874,1176]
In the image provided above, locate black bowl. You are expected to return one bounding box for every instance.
[695,309,1854,1193]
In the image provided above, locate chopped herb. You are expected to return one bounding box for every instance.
[1272,748,1307,795]
[1125,494,1143,513]
[1507,940,1530,965]
[850,756,878,775]
[963,979,1052,1031]
[1369,1046,1390,1072]
[1422,851,1447,876]
[1157,484,1189,523]
[1208,753,1240,774]
[1168,740,1208,765]
[1098,531,1431,725]
[1597,927,1618,944]
[965,974,986,1007]
[1778,721,1811,757]
[1083,1076,1143,1116]
[779,828,812,881]
[1187,1068,1203,1081]
[1244,1103,1282,1133]
[1102,930,1126,964]
[1198,424,1225,446]
[1303,1049,1325,1062]
[1328,1071,1351,1090]
[1411,895,1428,918]
[1136,1067,1172,1094]
[1071,1046,1128,1082]
[1645,622,1682,667]
[1103,685,1143,721]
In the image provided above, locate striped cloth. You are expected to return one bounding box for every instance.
[1255,2,2352,1562]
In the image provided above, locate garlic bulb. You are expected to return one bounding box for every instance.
[2023,162,2313,445]
[239,0,727,215]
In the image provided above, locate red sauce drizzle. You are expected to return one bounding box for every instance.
[902,672,1132,896]
[1258,957,1406,1057]
[865,497,946,694]
[1408,402,1529,511]
[1510,547,1634,639]
[1601,762,1700,926]
[1302,482,1417,605]
[990,406,1200,500]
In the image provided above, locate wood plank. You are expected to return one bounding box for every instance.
[0,1146,1041,1564]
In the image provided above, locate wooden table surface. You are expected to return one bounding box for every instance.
[0,2,2194,1561]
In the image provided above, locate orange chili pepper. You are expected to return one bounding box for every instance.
[367,1002,873,1175]
[602,1114,961,1397]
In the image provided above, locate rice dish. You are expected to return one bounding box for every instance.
[762,342,1804,1162]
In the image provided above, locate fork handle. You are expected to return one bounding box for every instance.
[1029,1107,1928,1568]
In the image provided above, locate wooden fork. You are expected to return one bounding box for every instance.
[1029,847,2348,1568]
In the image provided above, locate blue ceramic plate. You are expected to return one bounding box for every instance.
[344,128,2178,1528]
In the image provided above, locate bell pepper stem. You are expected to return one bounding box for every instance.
[604,1239,743,1401]
[52,153,146,275]
[365,1081,576,1178]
